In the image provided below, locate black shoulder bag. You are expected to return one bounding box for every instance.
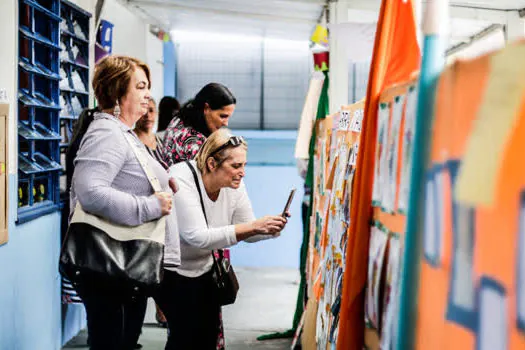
[185,161,239,306]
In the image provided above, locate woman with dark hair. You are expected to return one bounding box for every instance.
[162,83,235,350]
[163,83,236,166]
[156,96,180,138]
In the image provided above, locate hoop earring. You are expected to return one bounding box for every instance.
[114,100,121,118]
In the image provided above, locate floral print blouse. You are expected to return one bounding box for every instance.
[162,117,206,166]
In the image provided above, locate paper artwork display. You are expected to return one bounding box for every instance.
[364,224,389,329]
[398,85,418,213]
[383,95,406,213]
[372,103,391,207]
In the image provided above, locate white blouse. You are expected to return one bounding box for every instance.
[165,160,275,277]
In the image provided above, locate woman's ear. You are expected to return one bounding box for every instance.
[203,102,211,115]
[206,157,216,172]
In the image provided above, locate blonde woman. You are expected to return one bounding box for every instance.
[155,128,289,349]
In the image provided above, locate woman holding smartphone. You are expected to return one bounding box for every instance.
[155,128,290,350]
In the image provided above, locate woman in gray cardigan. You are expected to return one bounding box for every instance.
[69,55,177,350]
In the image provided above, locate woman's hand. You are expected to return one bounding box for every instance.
[252,215,288,235]
[168,177,179,194]
[155,192,173,215]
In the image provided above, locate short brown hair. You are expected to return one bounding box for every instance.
[196,128,247,173]
[92,55,151,109]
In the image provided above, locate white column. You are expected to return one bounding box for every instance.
[328,0,349,114]
[506,11,525,43]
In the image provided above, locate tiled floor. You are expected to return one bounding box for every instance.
[62,267,299,350]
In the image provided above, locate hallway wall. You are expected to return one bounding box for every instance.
[0,0,165,348]
[0,178,62,350]
[0,0,63,347]
[230,131,303,269]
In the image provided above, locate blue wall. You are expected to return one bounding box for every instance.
[0,176,85,349]
[0,175,61,349]
[163,40,176,98]
[229,131,304,269]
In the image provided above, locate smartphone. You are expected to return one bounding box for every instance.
[282,188,296,217]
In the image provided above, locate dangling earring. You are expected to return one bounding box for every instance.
[114,100,121,118]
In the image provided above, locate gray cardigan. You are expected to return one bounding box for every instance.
[70,112,180,265]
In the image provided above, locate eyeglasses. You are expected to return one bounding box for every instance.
[210,136,245,157]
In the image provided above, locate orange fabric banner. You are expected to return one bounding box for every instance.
[336,0,420,348]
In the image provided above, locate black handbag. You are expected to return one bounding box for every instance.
[59,131,166,290]
[186,161,239,306]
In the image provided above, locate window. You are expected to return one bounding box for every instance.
[176,37,311,130]
[446,159,477,330]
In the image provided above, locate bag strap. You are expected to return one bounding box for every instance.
[123,131,162,192]
[185,160,208,227]
[185,161,224,262]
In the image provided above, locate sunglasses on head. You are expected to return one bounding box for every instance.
[210,136,245,157]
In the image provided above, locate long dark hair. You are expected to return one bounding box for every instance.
[66,107,99,191]
[157,96,180,132]
[177,83,236,137]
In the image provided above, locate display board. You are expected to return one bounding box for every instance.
[300,100,365,349]
[364,78,418,350]
[414,41,525,350]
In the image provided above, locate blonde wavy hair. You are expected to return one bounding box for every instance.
[196,128,247,173]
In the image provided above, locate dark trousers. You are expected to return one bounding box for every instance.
[154,269,220,350]
[75,274,148,350]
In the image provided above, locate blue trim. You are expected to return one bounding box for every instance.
[396,33,446,350]
[22,0,62,21]
[61,0,92,17]
[60,87,89,96]
[475,277,507,350]
[19,59,61,80]
[19,26,61,50]
[60,58,89,70]
[16,201,60,224]
[445,159,477,331]
[60,29,89,45]
[517,191,525,332]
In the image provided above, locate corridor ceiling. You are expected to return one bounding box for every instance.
[125,0,525,51]
[126,0,324,41]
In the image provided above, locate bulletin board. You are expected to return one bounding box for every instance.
[300,100,365,349]
[363,78,418,350]
[414,42,525,350]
